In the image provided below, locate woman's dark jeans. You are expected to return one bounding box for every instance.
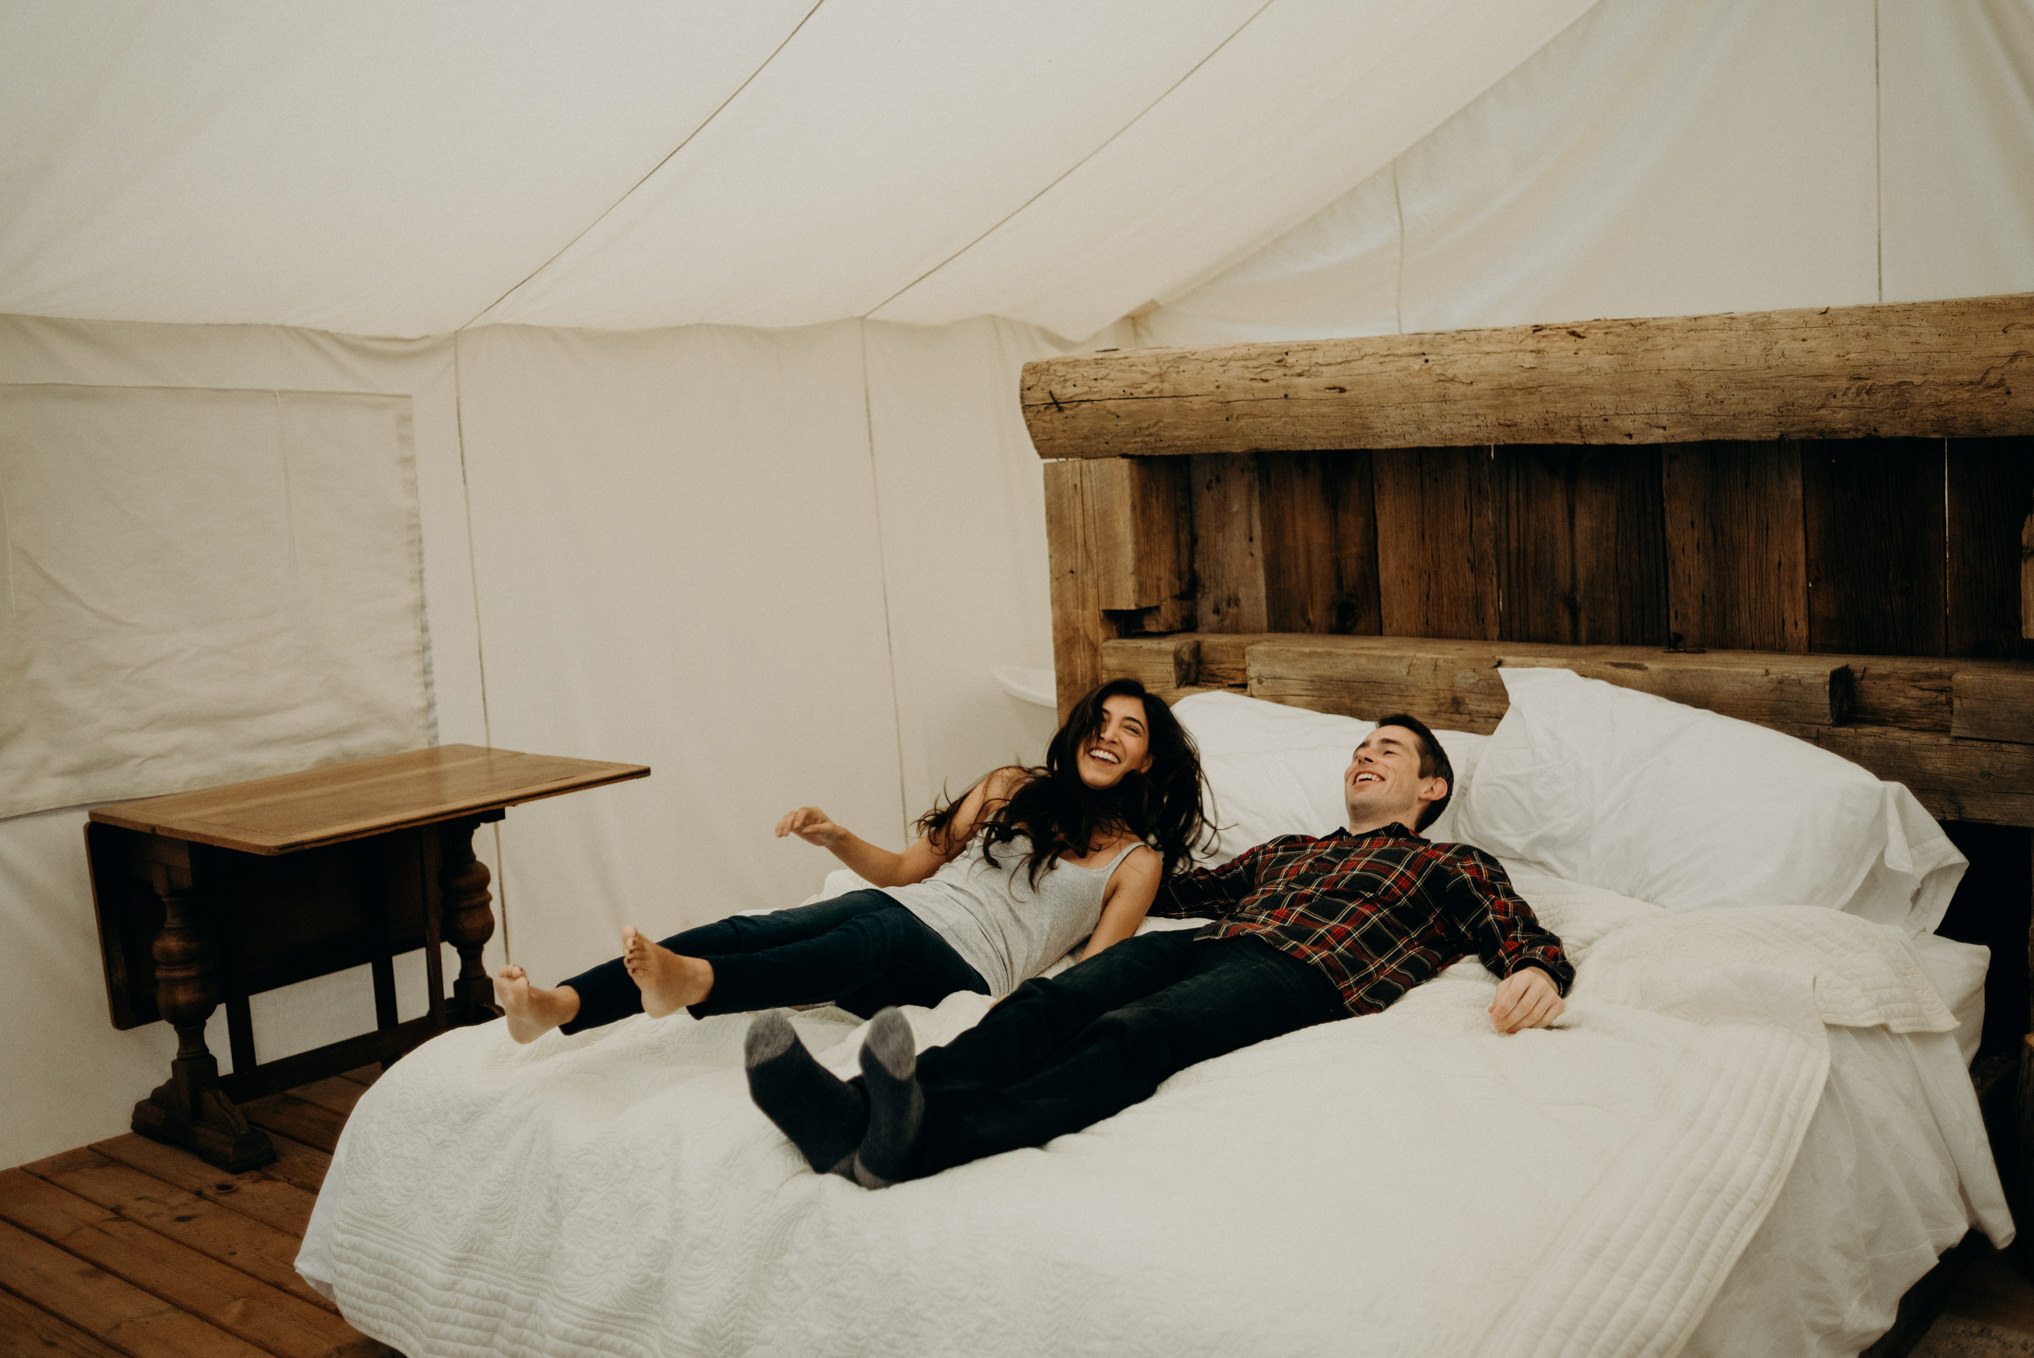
[556,889,989,1030]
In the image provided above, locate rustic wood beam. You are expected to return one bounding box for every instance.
[1083,457,1190,613]
[1237,635,1853,734]
[1044,460,1110,716]
[1089,632,2034,825]
[1813,726,2034,827]
[1193,633,1272,688]
[1043,458,1194,716]
[1954,669,2034,746]
[1099,636,1200,700]
[1021,293,2034,459]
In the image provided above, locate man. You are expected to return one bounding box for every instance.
[744,713,1572,1187]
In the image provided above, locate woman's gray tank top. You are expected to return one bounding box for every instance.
[884,835,1142,996]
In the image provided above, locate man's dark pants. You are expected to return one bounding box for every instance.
[865,927,1347,1179]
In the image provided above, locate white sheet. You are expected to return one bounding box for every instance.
[1909,930,1992,1067]
[300,876,2009,1358]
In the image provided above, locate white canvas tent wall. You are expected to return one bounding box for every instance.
[3,0,2031,1171]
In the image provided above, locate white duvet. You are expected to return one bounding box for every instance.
[302,875,2011,1358]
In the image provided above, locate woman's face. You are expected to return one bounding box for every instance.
[1073,694,1154,789]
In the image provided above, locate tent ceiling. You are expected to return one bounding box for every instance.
[0,0,1598,340]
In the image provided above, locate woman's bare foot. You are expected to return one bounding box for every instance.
[493,964,580,1044]
[621,926,713,1018]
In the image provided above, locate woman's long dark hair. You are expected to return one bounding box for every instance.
[915,678,1212,886]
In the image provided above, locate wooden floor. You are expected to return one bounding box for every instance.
[3,1064,2033,1357]
[0,1069,393,1357]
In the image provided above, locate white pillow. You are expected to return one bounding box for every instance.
[1171,690,1486,864]
[1451,667,1966,933]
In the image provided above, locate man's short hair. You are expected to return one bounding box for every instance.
[1374,713,1453,831]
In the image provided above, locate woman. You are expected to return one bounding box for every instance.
[493,678,1209,1042]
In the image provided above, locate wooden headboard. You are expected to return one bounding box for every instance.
[1021,292,2034,1049]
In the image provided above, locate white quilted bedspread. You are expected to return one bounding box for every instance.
[303,881,1961,1358]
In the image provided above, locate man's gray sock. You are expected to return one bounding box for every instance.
[852,1007,924,1189]
[744,1011,865,1175]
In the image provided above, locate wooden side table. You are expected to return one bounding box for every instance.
[85,744,649,1171]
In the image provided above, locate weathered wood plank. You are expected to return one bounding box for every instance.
[1496,446,1668,646]
[1841,655,1955,731]
[1239,636,1852,733]
[1194,633,1274,688]
[0,1217,271,1358]
[27,1149,330,1312]
[1085,457,1190,614]
[1373,449,1499,641]
[1098,637,1199,695]
[1828,651,2034,732]
[1255,452,1383,635]
[1661,442,1809,651]
[1955,669,2034,746]
[1814,726,2034,827]
[0,1170,369,1358]
[1187,453,1268,633]
[1045,459,1109,716]
[283,1074,370,1121]
[1258,452,1338,634]
[1020,294,2034,459]
[1247,639,1505,732]
[244,1134,332,1200]
[87,1134,321,1241]
[241,1093,345,1156]
[1947,439,2034,658]
[1322,453,1383,635]
[0,1285,126,1357]
[1802,439,1947,656]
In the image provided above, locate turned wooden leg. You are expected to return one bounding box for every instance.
[439,816,503,1025]
[131,869,275,1171]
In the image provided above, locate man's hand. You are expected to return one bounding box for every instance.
[1489,966,1564,1034]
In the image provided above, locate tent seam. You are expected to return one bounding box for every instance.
[1392,158,1407,335]
[1874,0,1883,305]
[271,391,297,580]
[862,0,1284,321]
[0,468,13,619]
[857,319,912,842]
[453,0,831,333]
[450,330,510,960]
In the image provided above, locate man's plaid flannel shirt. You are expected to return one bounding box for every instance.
[1154,822,1574,1016]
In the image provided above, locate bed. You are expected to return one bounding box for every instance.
[300,293,2034,1356]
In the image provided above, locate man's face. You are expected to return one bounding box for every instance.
[1343,724,1447,830]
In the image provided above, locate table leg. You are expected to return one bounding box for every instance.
[440,817,503,1025]
[130,869,275,1171]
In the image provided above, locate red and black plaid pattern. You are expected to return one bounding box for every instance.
[1155,824,1573,1016]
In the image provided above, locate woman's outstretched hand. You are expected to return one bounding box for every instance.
[776,806,844,849]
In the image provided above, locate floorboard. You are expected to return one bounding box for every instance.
[1,1072,396,1356]
[0,1217,270,1358]
[25,1153,331,1312]
[280,1079,368,1122]
[0,1285,125,1357]
[85,1136,320,1244]
[0,1172,358,1358]
[239,1098,343,1158]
